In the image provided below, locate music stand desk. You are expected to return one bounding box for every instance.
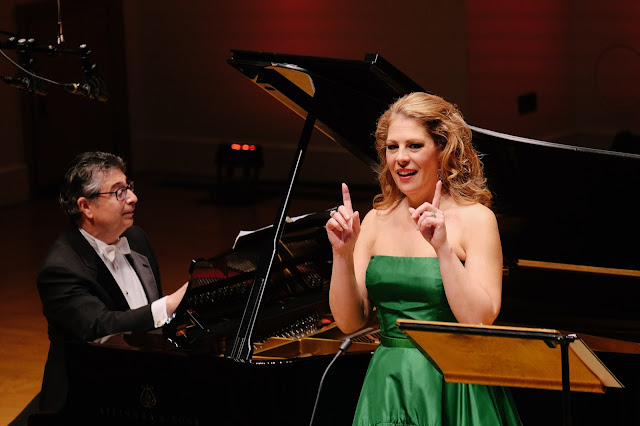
[396,320,623,425]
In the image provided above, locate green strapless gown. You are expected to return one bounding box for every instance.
[352,256,522,426]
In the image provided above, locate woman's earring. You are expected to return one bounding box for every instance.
[437,169,443,181]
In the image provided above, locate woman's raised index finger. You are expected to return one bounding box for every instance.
[342,183,353,212]
[432,180,442,209]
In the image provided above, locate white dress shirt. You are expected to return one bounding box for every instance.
[79,228,168,328]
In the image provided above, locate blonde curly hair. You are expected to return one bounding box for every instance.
[373,92,492,210]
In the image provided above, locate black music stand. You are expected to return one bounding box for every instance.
[396,320,623,426]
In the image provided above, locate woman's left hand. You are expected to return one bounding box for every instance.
[409,180,447,251]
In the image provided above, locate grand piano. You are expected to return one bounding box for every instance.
[30,51,640,426]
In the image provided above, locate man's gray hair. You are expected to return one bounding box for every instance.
[59,151,126,223]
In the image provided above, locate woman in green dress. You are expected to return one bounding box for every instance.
[325,92,522,426]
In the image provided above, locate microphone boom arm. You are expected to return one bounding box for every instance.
[1,32,109,101]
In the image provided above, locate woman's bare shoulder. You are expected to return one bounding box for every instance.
[361,203,398,227]
[447,202,499,244]
[358,206,394,244]
[360,208,380,234]
[456,202,501,248]
[453,201,497,223]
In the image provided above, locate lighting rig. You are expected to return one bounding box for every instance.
[0,30,109,101]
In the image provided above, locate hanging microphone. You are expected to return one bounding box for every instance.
[63,76,109,102]
[308,337,353,426]
[2,34,110,100]
[2,74,47,96]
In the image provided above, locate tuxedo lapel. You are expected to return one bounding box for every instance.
[126,251,160,302]
[66,227,130,310]
[67,226,160,306]
[96,262,130,309]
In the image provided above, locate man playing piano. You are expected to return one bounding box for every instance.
[35,151,188,412]
[326,93,522,425]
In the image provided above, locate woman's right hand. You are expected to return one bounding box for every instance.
[326,183,360,255]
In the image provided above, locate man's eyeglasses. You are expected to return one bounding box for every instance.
[94,181,134,201]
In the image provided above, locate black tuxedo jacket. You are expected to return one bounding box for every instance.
[36,225,162,411]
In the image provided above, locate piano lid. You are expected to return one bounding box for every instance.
[228,49,424,168]
[228,49,640,272]
[471,127,640,271]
